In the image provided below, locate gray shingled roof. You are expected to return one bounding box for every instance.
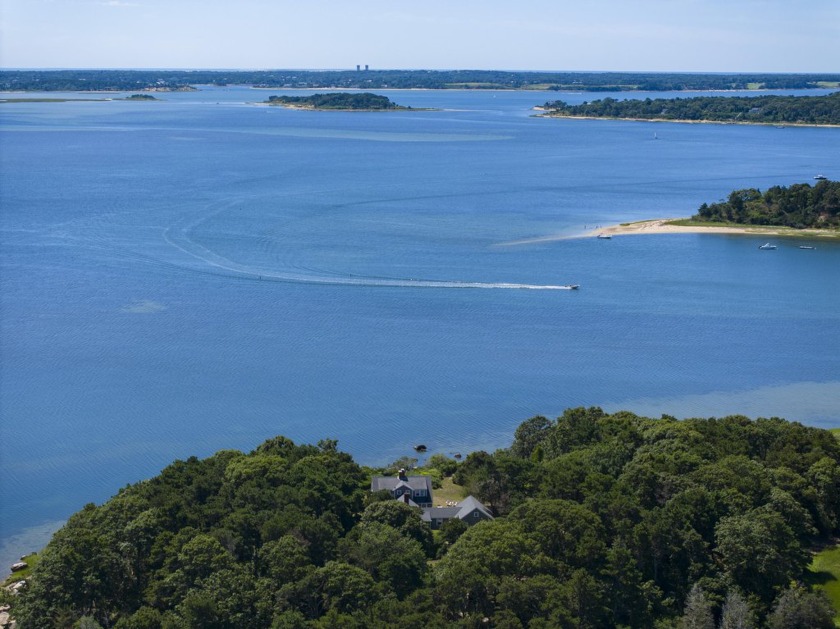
[370,475,433,493]
[455,495,493,519]
[396,494,420,508]
[421,506,461,522]
[421,495,493,522]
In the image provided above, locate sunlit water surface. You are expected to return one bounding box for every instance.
[1,87,838,566]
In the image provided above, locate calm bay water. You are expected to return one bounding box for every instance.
[1,87,839,565]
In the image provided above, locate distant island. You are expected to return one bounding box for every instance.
[265,92,412,111]
[540,91,840,126]
[2,69,839,92]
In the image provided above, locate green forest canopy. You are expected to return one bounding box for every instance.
[266,93,404,110]
[542,91,840,125]
[2,69,839,92]
[8,410,840,628]
[692,180,840,229]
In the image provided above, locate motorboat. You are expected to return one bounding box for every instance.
[814,174,827,180]
[597,234,611,239]
[799,245,815,250]
[758,243,777,250]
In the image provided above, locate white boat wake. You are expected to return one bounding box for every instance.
[163,202,579,291]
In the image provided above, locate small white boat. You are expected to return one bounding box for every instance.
[597,234,611,239]
[814,174,827,180]
[799,245,815,250]
[758,243,777,250]
[565,284,580,290]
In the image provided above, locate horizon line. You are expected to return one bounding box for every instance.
[2,67,838,75]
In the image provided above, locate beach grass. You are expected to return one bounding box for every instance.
[667,219,736,227]
[807,543,840,627]
[619,219,688,227]
[2,552,39,587]
[665,219,840,238]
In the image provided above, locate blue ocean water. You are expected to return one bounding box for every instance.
[1,87,839,566]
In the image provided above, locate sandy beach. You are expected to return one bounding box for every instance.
[498,219,838,247]
[593,219,839,239]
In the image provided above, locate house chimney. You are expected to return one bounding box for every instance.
[398,468,407,481]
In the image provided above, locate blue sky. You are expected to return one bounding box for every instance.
[1,0,838,71]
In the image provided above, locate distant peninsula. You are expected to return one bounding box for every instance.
[540,91,840,126]
[265,92,414,111]
[594,180,840,239]
[0,94,159,104]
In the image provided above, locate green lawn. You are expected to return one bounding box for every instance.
[433,477,468,507]
[808,544,840,627]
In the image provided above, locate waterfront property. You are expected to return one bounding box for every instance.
[371,470,494,528]
[370,469,434,508]
[421,495,494,529]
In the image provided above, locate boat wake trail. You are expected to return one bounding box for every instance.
[163,202,579,291]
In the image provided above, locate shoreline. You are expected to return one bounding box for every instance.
[594,219,840,239]
[499,219,840,246]
[534,112,840,129]
[264,102,431,112]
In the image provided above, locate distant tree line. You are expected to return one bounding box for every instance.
[2,69,839,92]
[543,91,840,125]
[693,180,840,228]
[266,93,402,110]
[9,411,840,627]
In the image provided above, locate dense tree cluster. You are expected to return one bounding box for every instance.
[266,93,402,110]
[11,411,840,627]
[692,180,840,228]
[2,70,839,92]
[542,91,840,125]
